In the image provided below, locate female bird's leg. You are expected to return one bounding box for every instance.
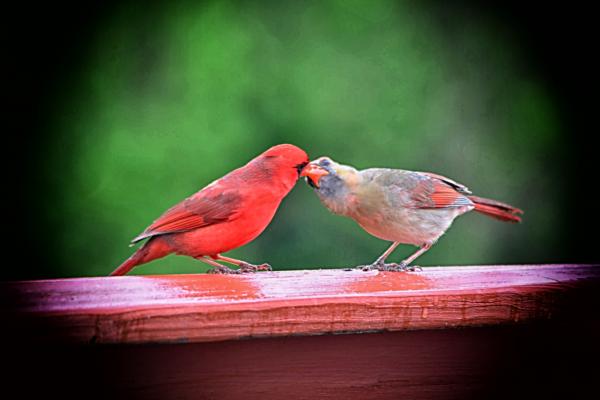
[360,242,400,271]
[214,254,272,273]
[374,242,401,266]
[400,243,431,269]
[362,242,430,272]
[195,256,238,274]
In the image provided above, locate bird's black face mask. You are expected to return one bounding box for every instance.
[295,162,309,176]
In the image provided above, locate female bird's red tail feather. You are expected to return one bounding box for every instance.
[468,195,523,223]
[110,238,172,276]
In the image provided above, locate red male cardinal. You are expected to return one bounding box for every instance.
[301,157,523,271]
[110,144,309,275]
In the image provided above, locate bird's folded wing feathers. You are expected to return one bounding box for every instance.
[420,172,471,194]
[132,189,242,243]
[406,172,473,209]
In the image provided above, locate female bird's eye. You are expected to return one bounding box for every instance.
[319,158,331,167]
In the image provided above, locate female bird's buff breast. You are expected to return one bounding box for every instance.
[353,206,469,245]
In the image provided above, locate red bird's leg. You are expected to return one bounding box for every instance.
[195,256,238,274]
[214,254,272,273]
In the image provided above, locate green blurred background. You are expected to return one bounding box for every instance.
[8,1,595,279]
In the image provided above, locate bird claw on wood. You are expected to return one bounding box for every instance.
[207,265,239,274]
[207,263,272,274]
[358,262,421,272]
[238,263,272,273]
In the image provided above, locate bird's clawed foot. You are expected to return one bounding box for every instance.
[207,263,272,274]
[238,262,272,273]
[207,265,239,274]
[359,261,421,272]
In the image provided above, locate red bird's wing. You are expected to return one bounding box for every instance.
[132,187,243,243]
[407,172,473,209]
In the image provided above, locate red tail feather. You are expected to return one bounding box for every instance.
[468,195,523,223]
[110,238,172,276]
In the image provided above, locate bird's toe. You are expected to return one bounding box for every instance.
[207,265,239,274]
[255,263,272,272]
[358,262,420,272]
[238,262,272,273]
[385,262,421,272]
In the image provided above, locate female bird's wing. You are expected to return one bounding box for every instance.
[368,169,472,210]
[419,172,471,195]
[407,172,473,209]
[131,185,243,243]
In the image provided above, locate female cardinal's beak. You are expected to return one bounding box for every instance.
[300,163,329,188]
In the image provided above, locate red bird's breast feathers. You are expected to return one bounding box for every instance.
[131,143,308,244]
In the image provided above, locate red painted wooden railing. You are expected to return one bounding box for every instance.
[3,264,598,343]
[2,264,598,399]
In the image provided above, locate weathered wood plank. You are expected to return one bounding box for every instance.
[10,324,599,400]
[2,264,598,344]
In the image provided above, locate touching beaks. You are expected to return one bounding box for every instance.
[295,162,309,175]
[300,163,329,188]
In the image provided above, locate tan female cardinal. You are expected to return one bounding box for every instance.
[301,157,523,271]
[111,144,309,275]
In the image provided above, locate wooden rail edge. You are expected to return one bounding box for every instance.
[1,264,598,344]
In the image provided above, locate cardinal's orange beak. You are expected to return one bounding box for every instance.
[300,163,329,188]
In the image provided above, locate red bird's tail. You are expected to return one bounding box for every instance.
[468,195,523,223]
[110,237,172,276]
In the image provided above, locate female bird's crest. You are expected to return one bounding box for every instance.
[301,156,360,189]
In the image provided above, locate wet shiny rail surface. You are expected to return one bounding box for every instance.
[3,264,598,344]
